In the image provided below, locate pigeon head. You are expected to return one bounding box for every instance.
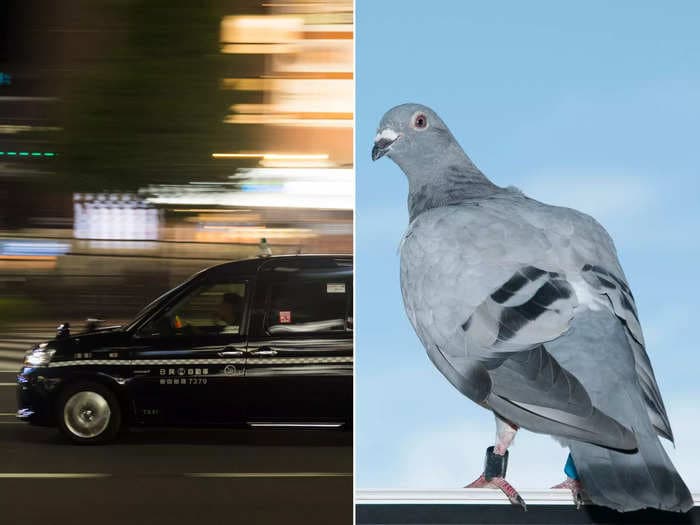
[373,103,499,220]
[372,103,452,163]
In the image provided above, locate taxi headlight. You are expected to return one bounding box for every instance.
[24,345,55,367]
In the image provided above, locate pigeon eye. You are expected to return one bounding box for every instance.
[413,113,428,129]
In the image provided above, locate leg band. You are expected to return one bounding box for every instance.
[564,453,579,480]
[484,445,508,480]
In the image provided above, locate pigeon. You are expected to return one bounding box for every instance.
[372,102,693,513]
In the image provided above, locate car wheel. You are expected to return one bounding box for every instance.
[58,382,121,444]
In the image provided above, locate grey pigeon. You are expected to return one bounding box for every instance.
[372,103,693,513]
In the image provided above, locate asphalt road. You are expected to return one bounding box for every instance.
[0,371,353,524]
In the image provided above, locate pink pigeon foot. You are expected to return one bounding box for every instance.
[465,445,527,510]
[551,477,586,509]
[466,473,527,510]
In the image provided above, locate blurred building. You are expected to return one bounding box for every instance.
[146,0,353,253]
[0,0,353,323]
[0,1,63,229]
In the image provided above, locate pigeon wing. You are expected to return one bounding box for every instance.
[581,264,673,441]
[463,265,577,359]
[489,195,673,441]
[462,265,637,450]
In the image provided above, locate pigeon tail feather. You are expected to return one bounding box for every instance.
[569,428,693,513]
[548,310,692,512]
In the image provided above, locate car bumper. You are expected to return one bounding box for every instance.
[16,369,57,426]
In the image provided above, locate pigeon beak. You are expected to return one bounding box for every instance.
[372,129,399,161]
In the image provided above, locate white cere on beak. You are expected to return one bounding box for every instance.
[375,128,399,143]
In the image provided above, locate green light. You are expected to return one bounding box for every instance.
[0,151,56,158]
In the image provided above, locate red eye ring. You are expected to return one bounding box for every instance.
[413,113,428,129]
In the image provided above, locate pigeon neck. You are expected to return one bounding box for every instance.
[407,159,499,222]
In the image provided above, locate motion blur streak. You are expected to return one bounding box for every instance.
[211,153,330,160]
[0,0,353,349]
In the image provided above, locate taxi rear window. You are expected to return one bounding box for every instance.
[265,278,348,335]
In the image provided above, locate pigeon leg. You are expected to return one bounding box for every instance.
[465,417,526,510]
[551,453,586,508]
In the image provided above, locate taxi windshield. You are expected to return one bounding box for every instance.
[124,276,197,332]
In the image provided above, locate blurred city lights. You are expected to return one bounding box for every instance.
[212,153,329,160]
[0,241,69,256]
[73,193,160,248]
[231,167,347,180]
[0,125,62,134]
[220,3,353,131]
[0,151,55,157]
[0,0,353,329]
[220,15,303,54]
[198,0,353,250]
[144,174,352,210]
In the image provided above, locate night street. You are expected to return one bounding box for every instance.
[0,371,352,524]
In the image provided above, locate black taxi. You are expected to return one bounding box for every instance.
[16,255,353,444]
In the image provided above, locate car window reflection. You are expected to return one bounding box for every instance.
[141,282,246,337]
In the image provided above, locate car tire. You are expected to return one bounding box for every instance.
[58,382,121,445]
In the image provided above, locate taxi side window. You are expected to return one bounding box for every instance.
[140,282,246,337]
[265,278,348,335]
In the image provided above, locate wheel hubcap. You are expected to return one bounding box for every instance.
[63,391,111,438]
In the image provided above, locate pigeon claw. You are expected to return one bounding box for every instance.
[466,473,528,511]
[551,477,586,509]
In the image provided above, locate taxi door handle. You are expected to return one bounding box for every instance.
[219,351,243,357]
[251,347,277,357]
[218,346,244,357]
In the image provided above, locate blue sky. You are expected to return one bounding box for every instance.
[355,1,700,490]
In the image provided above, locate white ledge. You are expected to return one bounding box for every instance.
[356,488,700,506]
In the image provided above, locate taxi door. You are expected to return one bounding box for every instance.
[244,265,353,425]
[127,275,250,425]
